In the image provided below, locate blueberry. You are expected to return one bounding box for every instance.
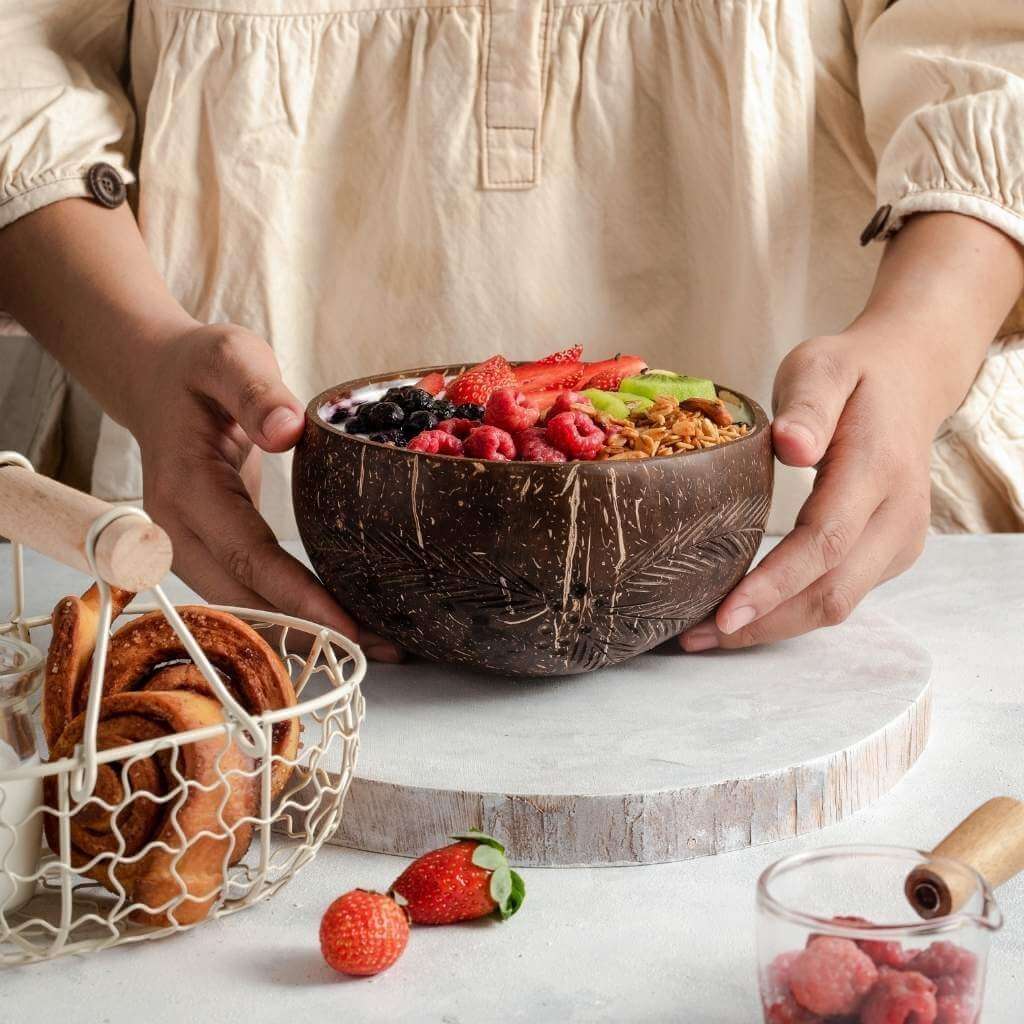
[432,399,456,420]
[382,387,407,404]
[345,415,371,434]
[407,409,439,433]
[327,406,350,425]
[368,430,404,445]
[368,401,405,428]
[453,403,484,420]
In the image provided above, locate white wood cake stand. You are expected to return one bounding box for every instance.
[332,610,932,866]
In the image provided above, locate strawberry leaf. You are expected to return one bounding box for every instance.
[489,867,526,919]
[450,829,505,854]
[505,870,526,918]
[471,845,506,871]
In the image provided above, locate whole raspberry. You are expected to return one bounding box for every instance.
[549,390,589,418]
[406,429,464,456]
[545,411,605,460]
[436,418,478,439]
[812,916,912,969]
[464,424,516,462]
[788,937,878,1017]
[762,952,825,1022]
[860,969,937,1024]
[319,889,409,976]
[519,438,568,463]
[935,993,977,1024]
[484,388,540,433]
[511,426,545,451]
[763,994,824,1024]
[910,942,978,994]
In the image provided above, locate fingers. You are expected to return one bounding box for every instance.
[771,340,860,467]
[715,407,884,635]
[681,501,916,652]
[184,459,403,663]
[186,326,305,453]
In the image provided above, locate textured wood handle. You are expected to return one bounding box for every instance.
[0,466,172,591]
[906,797,1024,919]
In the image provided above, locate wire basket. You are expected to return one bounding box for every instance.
[0,453,366,965]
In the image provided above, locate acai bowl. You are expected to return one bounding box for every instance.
[293,349,773,677]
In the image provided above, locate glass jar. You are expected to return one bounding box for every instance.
[757,845,1002,1023]
[0,635,44,917]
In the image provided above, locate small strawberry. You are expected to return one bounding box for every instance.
[414,372,446,396]
[512,360,585,391]
[534,344,583,365]
[319,889,410,976]
[390,830,526,925]
[577,354,648,390]
[446,356,516,406]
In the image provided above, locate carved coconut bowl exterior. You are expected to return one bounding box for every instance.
[293,365,773,677]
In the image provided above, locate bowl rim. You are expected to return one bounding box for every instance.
[304,363,771,467]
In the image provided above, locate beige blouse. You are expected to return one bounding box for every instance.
[2,0,1023,538]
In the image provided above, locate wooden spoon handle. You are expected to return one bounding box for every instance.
[0,465,172,591]
[905,797,1024,919]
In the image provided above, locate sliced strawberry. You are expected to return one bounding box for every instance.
[577,355,648,391]
[414,372,445,396]
[446,356,516,406]
[521,388,568,414]
[512,361,585,391]
[535,344,583,365]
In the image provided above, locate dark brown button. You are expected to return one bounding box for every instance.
[87,163,127,209]
[859,204,892,246]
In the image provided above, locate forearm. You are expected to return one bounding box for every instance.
[0,199,197,428]
[848,212,1024,424]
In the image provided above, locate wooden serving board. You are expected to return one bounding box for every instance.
[331,610,932,866]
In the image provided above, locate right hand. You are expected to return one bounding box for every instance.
[128,322,402,662]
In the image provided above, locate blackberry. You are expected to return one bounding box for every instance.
[327,406,350,425]
[399,387,435,413]
[432,399,456,420]
[381,387,407,404]
[453,403,484,420]
[367,401,405,428]
[406,409,439,433]
[368,430,404,445]
[345,415,371,435]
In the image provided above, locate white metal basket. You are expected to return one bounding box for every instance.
[0,453,366,965]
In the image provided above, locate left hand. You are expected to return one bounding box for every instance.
[680,328,935,651]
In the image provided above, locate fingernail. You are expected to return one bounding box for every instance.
[681,624,719,653]
[775,420,816,449]
[720,604,757,636]
[262,406,300,441]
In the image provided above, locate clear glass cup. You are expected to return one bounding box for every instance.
[0,635,44,916]
[757,845,1002,1024]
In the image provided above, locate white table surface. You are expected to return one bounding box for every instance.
[3,535,1022,1023]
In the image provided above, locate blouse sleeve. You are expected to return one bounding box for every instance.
[0,0,135,233]
[850,0,1024,248]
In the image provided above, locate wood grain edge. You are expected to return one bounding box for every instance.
[327,682,933,867]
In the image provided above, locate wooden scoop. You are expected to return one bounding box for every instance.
[905,797,1024,919]
[0,465,171,591]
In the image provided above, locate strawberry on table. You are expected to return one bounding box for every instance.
[390,829,526,925]
[446,355,516,406]
[319,889,410,976]
[577,354,647,390]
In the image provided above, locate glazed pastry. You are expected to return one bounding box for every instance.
[99,607,300,798]
[44,597,300,798]
[43,583,134,750]
[43,690,257,926]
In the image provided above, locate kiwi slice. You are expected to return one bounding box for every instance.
[581,389,630,419]
[618,371,716,403]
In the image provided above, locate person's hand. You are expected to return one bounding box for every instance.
[680,329,935,651]
[127,322,402,662]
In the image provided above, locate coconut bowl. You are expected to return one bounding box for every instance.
[293,364,773,677]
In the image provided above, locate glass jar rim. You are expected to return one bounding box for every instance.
[0,634,43,702]
[757,844,1003,936]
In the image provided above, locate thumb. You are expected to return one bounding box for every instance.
[771,341,857,467]
[192,327,305,452]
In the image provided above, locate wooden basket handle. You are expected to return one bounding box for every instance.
[905,797,1024,919]
[0,464,172,591]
